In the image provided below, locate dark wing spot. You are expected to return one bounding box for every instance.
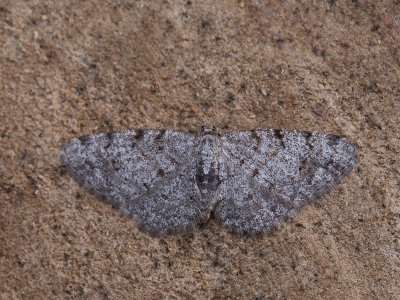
[111,159,120,171]
[322,159,335,171]
[270,150,279,157]
[134,129,144,140]
[298,158,307,172]
[252,168,259,177]
[269,204,278,213]
[195,168,206,183]
[274,129,285,148]
[303,131,312,139]
[303,131,314,150]
[274,129,284,139]
[85,159,96,169]
[155,130,166,141]
[111,202,122,210]
[105,132,114,140]
[132,130,145,147]
[78,135,91,145]
[156,130,166,151]
[240,159,245,165]
[104,132,113,150]
[251,130,261,150]
[157,168,165,177]
[169,156,179,166]
[326,134,341,146]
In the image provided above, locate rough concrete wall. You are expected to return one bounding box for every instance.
[1,1,399,299]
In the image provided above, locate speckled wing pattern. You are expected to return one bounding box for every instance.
[60,126,359,236]
[215,130,359,234]
[60,130,212,235]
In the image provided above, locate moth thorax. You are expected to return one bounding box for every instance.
[200,124,217,135]
[195,135,220,199]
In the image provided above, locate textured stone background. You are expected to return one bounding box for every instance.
[1,0,399,299]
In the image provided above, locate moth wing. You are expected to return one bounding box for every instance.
[215,129,359,234]
[60,129,210,236]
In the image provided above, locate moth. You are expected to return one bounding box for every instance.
[60,125,359,236]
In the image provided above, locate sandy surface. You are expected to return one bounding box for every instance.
[1,0,399,299]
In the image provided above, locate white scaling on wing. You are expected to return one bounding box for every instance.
[60,125,359,236]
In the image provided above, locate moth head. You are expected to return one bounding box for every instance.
[200,124,217,135]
